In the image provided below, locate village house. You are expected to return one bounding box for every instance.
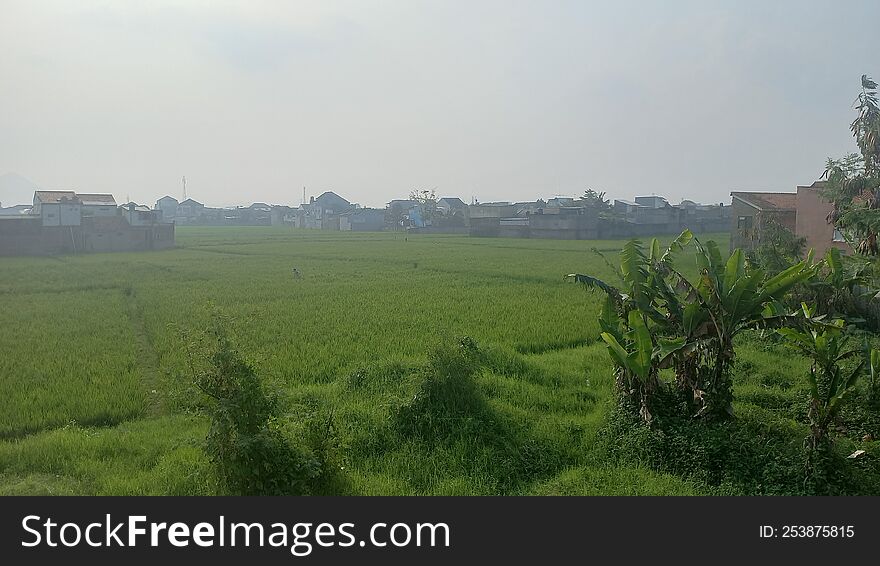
[155,195,178,221]
[437,197,468,216]
[0,191,174,256]
[339,207,385,231]
[729,183,845,257]
[176,198,205,222]
[301,191,354,229]
[120,202,160,226]
[78,193,118,217]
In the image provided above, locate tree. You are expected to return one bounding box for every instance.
[385,202,408,230]
[579,189,611,211]
[821,75,880,255]
[409,189,438,226]
[569,230,820,421]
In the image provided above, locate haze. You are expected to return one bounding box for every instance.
[1,0,878,208]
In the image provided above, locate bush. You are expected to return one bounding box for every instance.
[393,337,487,440]
[190,322,344,495]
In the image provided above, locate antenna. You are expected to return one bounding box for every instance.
[182,176,187,201]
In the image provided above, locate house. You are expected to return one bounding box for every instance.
[795,181,849,258]
[613,197,677,225]
[120,202,159,226]
[469,202,517,218]
[729,191,799,253]
[176,198,205,220]
[634,195,668,209]
[437,197,468,215]
[155,196,179,221]
[514,200,546,216]
[340,208,385,232]
[0,204,32,216]
[546,197,575,208]
[78,193,117,217]
[302,191,353,229]
[729,191,798,252]
[613,199,646,216]
[33,191,82,226]
[1,190,175,256]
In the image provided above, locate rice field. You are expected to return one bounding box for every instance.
[1,226,810,495]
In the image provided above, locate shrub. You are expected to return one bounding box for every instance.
[189,322,342,495]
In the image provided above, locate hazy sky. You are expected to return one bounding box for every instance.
[2,0,879,208]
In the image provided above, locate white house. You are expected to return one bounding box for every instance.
[33,191,81,226]
[78,193,118,217]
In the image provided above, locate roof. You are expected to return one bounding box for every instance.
[730,191,797,211]
[438,197,467,206]
[796,180,829,191]
[77,193,116,206]
[179,198,203,206]
[315,191,350,204]
[121,202,151,212]
[614,199,644,207]
[34,191,78,204]
[157,195,178,203]
[0,204,33,215]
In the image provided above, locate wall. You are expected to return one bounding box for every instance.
[0,217,175,256]
[796,187,849,257]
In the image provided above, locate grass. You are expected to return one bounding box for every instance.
[4,226,872,495]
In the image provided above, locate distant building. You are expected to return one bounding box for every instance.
[177,198,205,221]
[729,191,798,252]
[33,191,82,226]
[634,195,668,209]
[120,202,160,227]
[728,186,845,257]
[340,208,385,232]
[795,181,849,258]
[302,191,353,229]
[78,193,118,217]
[0,204,33,216]
[437,197,468,215]
[1,191,174,256]
[155,196,179,221]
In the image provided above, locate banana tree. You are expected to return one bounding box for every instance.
[568,232,698,421]
[777,307,864,451]
[598,308,692,423]
[660,240,822,418]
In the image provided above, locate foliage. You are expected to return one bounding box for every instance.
[800,247,880,329]
[394,337,486,439]
[409,188,438,226]
[777,306,862,449]
[578,189,611,211]
[570,230,820,420]
[743,214,805,274]
[821,75,880,255]
[188,320,337,495]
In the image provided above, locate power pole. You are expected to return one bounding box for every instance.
[182,176,187,201]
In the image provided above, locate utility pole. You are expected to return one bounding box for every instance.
[182,176,187,201]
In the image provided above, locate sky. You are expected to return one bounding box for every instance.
[1,0,879,208]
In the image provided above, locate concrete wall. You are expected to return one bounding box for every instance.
[0,217,174,256]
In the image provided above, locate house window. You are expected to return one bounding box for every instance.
[832,228,845,242]
[737,216,753,231]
